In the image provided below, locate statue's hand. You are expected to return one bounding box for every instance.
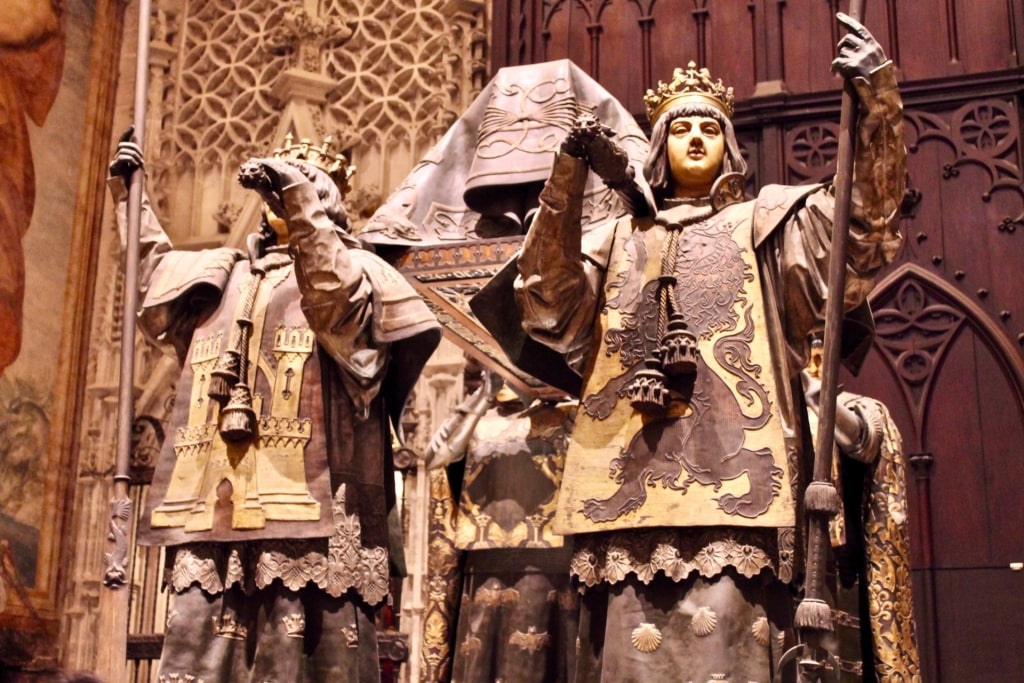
[237,158,314,218]
[484,370,504,399]
[832,12,888,82]
[562,114,633,188]
[560,114,601,159]
[109,127,143,188]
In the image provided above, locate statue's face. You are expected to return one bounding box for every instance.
[666,115,725,198]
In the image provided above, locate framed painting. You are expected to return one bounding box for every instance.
[0,0,119,671]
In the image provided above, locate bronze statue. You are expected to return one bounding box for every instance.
[360,59,650,251]
[360,59,652,399]
[107,134,441,682]
[423,370,579,683]
[473,13,908,682]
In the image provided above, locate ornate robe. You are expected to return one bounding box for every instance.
[817,392,921,680]
[477,64,905,682]
[446,400,581,683]
[511,64,904,590]
[453,400,574,552]
[114,176,440,682]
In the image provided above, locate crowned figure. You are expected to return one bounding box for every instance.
[108,133,440,682]
[473,13,917,682]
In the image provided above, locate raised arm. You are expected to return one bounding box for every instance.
[768,14,905,366]
[107,131,174,303]
[837,12,905,298]
[107,131,241,359]
[238,158,388,417]
[514,116,625,365]
[423,371,501,469]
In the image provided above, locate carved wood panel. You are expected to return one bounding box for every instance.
[847,263,1024,680]
[493,0,1024,117]
[843,93,1024,680]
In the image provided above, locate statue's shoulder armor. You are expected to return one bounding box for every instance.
[144,247,245,309]
[752,183,824,248]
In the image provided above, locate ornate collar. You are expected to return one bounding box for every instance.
[709,172,747,211]
[659,172,747,214]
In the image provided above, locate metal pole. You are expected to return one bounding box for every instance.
[786,1,866,679]
[104,0,151,590]
[97,1,152,679]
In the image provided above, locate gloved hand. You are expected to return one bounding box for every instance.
[560,114,634,188]
[108,126,144,189]
[832,12,889,82]
[237,157,317,220]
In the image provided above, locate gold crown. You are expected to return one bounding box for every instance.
[211,614,248,640]
[644,61,735,123]
[273,132,356,195]
[282,613,306,638]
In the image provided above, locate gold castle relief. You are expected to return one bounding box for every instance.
[152,282,322,531]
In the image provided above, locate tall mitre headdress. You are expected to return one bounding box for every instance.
[273,132,356,196]
[644,61,735,124]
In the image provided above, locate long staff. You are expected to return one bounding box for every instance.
[98,0,152,678]
[782,1,866,680]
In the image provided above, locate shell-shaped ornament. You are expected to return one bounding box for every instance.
[690,606,719,637]
[751,616,770,647]
[630,622,663,653]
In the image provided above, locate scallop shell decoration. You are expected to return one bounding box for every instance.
[751,616,770,647]
[630,622,663,653]
[690,606,718,637]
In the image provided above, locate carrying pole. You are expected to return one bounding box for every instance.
[783,1,866,680]
[97,1,152,680]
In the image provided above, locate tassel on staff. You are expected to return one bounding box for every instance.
[779,0,866,680]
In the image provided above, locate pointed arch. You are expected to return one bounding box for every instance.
[867,262,1024,441]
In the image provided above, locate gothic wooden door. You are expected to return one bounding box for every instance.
[845,93,1024,681]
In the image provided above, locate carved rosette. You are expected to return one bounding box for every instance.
[786,122,841,184]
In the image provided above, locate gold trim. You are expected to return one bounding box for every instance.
[643,62,735,123]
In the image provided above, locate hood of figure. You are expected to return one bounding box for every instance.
[358,59,651,248]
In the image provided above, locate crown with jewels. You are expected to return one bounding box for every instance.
[643,61,735,123]
[273,132,356,195]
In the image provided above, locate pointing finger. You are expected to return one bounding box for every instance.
[837,12,870,39]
